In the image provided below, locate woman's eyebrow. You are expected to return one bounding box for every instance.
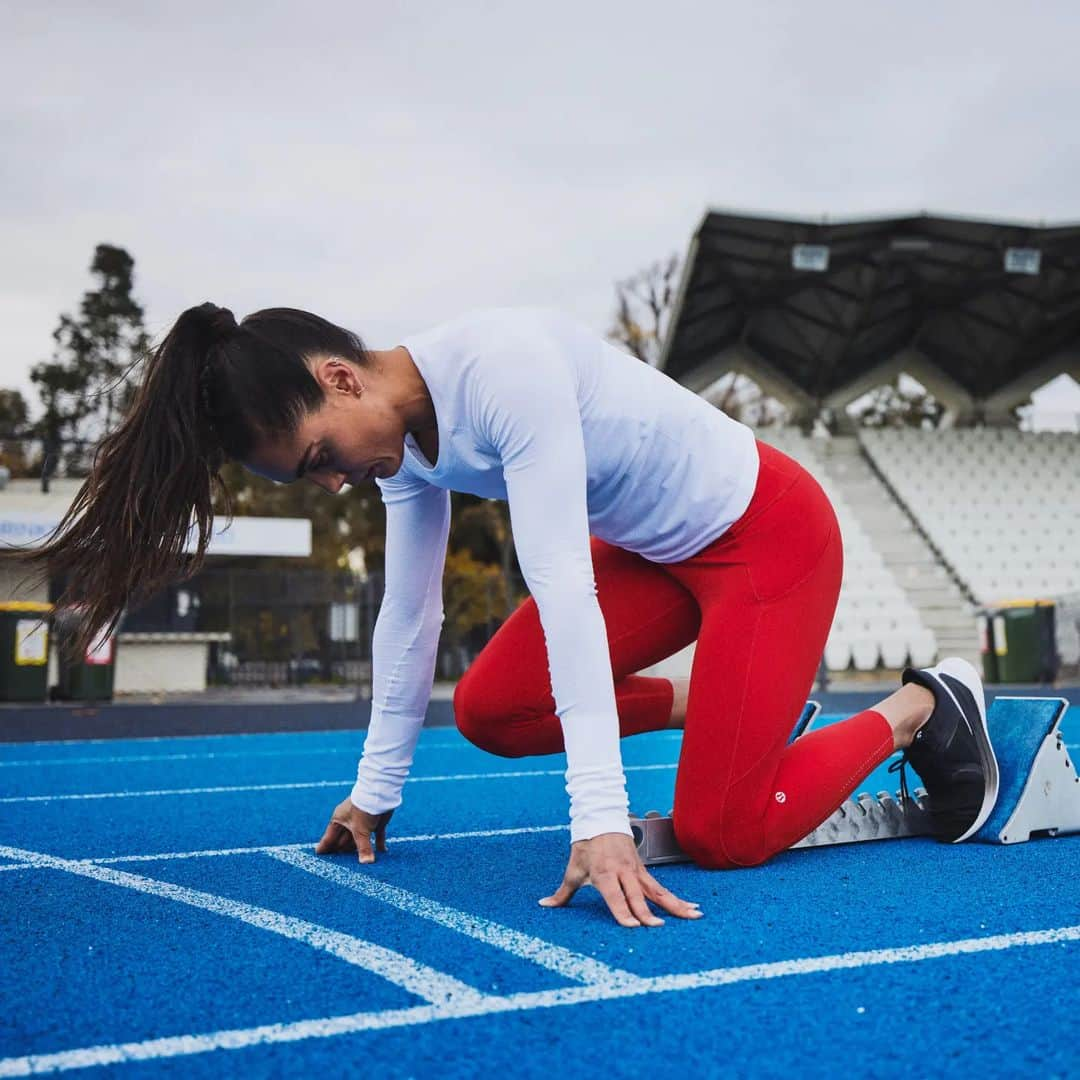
[295,442,315,480]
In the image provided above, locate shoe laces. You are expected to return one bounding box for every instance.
[888,754,913,807]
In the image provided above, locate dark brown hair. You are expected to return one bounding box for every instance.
[18,302,371,655]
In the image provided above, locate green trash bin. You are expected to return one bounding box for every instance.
[991,599,1057,684]
[54,607,117,702]
[0,602,53,702]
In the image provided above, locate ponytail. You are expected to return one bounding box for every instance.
[19,303,233,656]
[17,301,372,658]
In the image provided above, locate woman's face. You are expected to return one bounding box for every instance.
[242,354,409,493]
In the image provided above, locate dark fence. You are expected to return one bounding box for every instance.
[123,565,526,690]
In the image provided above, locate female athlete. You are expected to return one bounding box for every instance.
[28,302,998,929]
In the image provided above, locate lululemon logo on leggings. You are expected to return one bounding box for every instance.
[775,791,787,804]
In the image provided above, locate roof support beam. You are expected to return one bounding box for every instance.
[678,343,819,423]
[979,349,1080,424]
[821,347,976,424]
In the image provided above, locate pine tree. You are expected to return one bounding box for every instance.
[30,244,152,480]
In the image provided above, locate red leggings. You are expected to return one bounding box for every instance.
[453,439,896,869]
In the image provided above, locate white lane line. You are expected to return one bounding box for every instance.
[0,780,346,803]
[0,844,486,1009]
[4,923,1079,1075]
[0,824,569,874]
[0,732,686,768]
[0,764,676,804]
[0,731,462,751]
[0,736,510,768]
[271,848,644,990]
[0,749,355,768]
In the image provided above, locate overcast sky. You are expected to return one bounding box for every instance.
[4,0,1079,422]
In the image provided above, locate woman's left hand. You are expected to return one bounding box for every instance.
[539,832,703,927]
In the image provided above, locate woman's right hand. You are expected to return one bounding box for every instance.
[315,795,394,863]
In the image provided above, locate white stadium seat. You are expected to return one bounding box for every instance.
[860,428,1080,608]
[825,639,852,671]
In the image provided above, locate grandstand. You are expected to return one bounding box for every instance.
[860,427,1079,603]
[754,427,952,672]
[651,209,1080,678]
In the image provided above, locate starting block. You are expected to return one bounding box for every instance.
[631,695,1080,866]
[974,696,1080,844]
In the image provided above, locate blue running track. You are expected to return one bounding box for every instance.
[1,708,1078,1077]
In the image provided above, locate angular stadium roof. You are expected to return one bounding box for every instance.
[657,209,1080,424]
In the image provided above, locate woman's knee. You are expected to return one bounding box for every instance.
[452,672,526,758]
[673,811,775,870]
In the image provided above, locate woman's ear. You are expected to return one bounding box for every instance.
[311,355,357,396]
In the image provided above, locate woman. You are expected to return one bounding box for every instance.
[28,302,999,929]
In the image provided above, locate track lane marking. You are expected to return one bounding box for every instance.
[0,824,569,874]
[0,764,676,804]
[0,844,486,1009]
[271,848,645,989]
[3,923,1079,1075]
[0,732,685,768]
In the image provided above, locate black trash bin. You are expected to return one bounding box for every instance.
[54,607,118,702]
[991,599,1058,684]
[0,602,53,702]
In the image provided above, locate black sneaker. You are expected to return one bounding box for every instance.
[888,657,1000,843]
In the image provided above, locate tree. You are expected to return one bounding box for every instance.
[30,244,152,478]
[0,389,39,477]
[450,496,523,618]
[608,254,680,365]
[441,547,509,673]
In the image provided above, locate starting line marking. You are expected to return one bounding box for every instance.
[3,922,1078,1075]
[0,844,485,1010]
[0,764,677,805]
[271,848,644,989]
[0,824,569,874]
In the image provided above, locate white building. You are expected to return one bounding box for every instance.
[0,477,312,695]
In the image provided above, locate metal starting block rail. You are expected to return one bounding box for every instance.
[631,695,1080,867]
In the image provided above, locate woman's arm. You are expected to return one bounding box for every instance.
[477,339,630,844]
[351,478,451,816]
[475,320,701,927]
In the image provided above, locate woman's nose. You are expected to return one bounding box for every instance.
[312,472,347,494]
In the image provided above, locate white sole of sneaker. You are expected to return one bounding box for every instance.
[927,656,1000,842]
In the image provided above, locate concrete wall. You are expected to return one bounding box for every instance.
[113,637,223,694]
[44,635,229,696]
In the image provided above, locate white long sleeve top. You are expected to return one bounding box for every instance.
[351,306,759,843]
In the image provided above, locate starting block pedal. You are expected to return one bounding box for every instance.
[974,696,1080,844]
[631,695,1080,866]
